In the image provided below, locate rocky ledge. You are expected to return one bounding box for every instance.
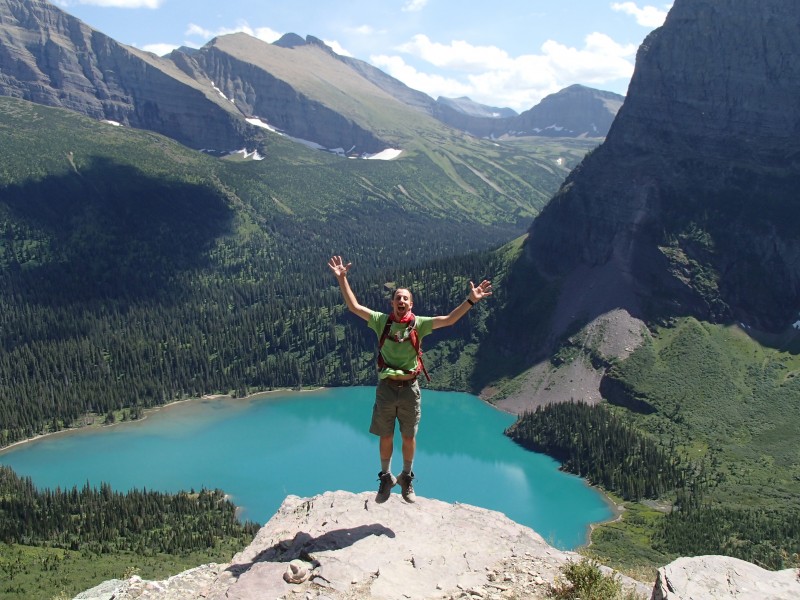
[652,556,800,600]
[74,491,798,600]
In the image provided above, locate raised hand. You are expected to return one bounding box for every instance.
[469,279,493,303]
[328,255,352,278]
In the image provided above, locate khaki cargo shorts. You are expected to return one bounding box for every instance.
[369,378,421,438]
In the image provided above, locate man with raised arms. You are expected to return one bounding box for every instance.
[328,255,493,503]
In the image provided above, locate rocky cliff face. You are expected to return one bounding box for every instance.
[0,0,251,150]
[652,556,800,600]
[0,1,421,153]
[73,491,800,600]
[73,491,651,600]
[527,0,800,332]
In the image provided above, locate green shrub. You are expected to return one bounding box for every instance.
[549,559,642,600]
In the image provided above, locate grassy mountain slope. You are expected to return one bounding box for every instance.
[197,32,590,191]
[0,93,589,231]
[605,318,800,508]
[209,34,419,134]
[584,317,800,575]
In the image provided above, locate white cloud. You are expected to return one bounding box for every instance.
[375,32,637,112]
[540,33,636,82]
[402,0,429,12]
[75,0,164,7]
[185,22,281,44]
[141,42,178,56]
[397,35,513,72]
[350,25,378,36]
[185,23,213,38]
[324,40,353,57]
[253,27,282,43]
[611,2,671,28]
[370,54,472,98]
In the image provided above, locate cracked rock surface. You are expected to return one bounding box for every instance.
[75,491,800,600]
[74,490,649,600]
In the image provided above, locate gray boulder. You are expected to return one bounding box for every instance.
[652,555,800,600]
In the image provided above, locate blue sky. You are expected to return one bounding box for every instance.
[53,0,672,113]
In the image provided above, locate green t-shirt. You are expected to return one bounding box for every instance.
[368,311,434,379]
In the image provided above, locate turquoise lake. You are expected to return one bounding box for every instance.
[0,387,612,549]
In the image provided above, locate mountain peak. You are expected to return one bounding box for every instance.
[306,35,336,54]
[271,33,336,55]
[273,32,307,48]
[433,86,622,139]
[510,86,624,138]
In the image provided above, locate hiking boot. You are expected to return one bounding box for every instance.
[375,471,396,503]
[397,471,416,503]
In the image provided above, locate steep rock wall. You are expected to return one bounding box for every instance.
[527,0,800,331]
[0,0,250,150]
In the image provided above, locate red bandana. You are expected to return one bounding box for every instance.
[390,311,414,324]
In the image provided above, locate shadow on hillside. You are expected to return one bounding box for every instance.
[468,250,560,391]
[468,242,653,392]
[0,156,234,303]
[471,225,800,395]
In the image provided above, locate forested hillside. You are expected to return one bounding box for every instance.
[0,466,258,554]
[0,96,595,447]
[0,466,258,598]
[507,397,800,571]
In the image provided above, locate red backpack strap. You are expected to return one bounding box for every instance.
[376,314,393,370]
[378,314,393,348]
[409,328,431,382]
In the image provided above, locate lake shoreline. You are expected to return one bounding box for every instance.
[0,386,325,455]
[0,385,617,549]
[583,489,625,548]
